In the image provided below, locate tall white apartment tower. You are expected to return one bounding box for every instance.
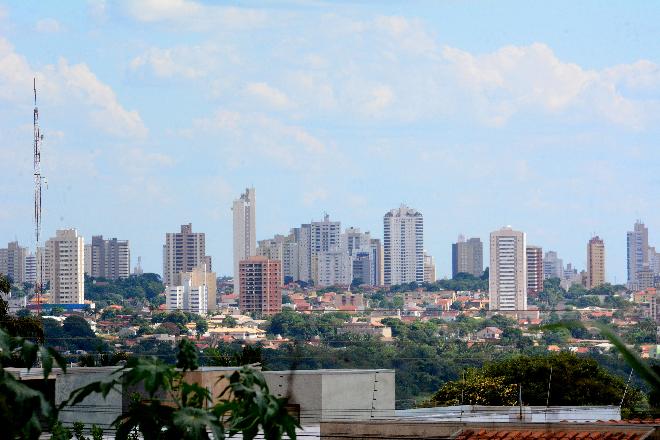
[627,221,649,285]
[489,226,527,312]
[45,229,85,304]
[383,205,424,286]
[232,187,256,296]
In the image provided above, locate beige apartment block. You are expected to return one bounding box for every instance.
[45,229,85,304]
[587,236,606,289]
[489,226,527,312]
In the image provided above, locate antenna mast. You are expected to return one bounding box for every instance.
[33,78,45,313]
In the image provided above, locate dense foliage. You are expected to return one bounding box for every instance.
[431,353,644,412]
[44,315,108,353]
[84,273,164,307]
[65,339,300,440]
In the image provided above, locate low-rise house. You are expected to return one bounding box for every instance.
[337,321,392,339]
[476,326,503,341]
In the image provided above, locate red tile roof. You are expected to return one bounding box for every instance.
[455,428,649,440]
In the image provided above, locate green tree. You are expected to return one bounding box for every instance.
[195,319,208,337]
[64,339,299,440]
[0,328,67,439]
[223,316,238,328]
[432,371,517,406]
[431,353,643,411]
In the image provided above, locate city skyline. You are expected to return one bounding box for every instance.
[1,1,660,282]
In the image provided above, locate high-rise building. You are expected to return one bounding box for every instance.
[341,227,372,256]
[627,221,649,285]
[587,236,606,289]
[526,245,543,296]
[383,205,424,286]
[239,256,281,317]
[162,224,211,287]
[0,241,29,285]
[423,251,436,283]
[317,248,353,287]
[179,263,216,312]
[292,215,341,284]
[133,256,144,276]
[24,253,37,285]
[166,275,208,315]
[232,188,256,296]
[85,236,130,280]
[369,238,384,286]
[352,252,372,286]
[451,236,483,278]
[256,233,302,284]
[45,229,85,304]
[489,227,527,312]
[543,251,563,280]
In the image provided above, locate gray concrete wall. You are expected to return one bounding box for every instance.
[263,369,395,424]
[55,367,123,430]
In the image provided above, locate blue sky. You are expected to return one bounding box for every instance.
[1,0,659,282]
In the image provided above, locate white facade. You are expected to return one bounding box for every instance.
[341,227,371,257]
[627,221,650,286]
[24,253,37,285]
[317,249,353,287]
[291,215,341,284]
[383,205,424,286]
[232,188,256,296]
[166,276,208,315]
[45,229,85,304]
[489,226,527,312]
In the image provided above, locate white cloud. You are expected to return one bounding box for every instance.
[246,82,292,109]
[122,0,267,30]
[0,37,147,139]
[87,0,107,20]
[129,45,218,79]
[188,109,331,170]
[302,188,328,206]
[35,18,63,33]
[272,15,660,128]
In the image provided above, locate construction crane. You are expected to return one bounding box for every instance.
[33,78,45,312]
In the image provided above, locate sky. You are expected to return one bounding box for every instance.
[1,0,659,282]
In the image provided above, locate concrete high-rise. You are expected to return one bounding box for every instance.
[489,227,527,312]
[423,251,436,283]
[587,236,606,289]
[24,253,37,285]
[383,205,424,286]
[162,224,211,287]
[45,229,85,304]
[232,188,256,296]
[352,252,372,286]
[0,241,28,285]
[179,263,216,312]
[451,236,483,278]
[370,238,384,286]
[257,233,301,284]
[543,251,563,280]
[292,215,341,284]
[317,249,353,287]
[627,221,649,285]
[166,275,208,315]
[239,256,281,317]
[526,245,543,296]
[85,236,130,280]
[341,227,372,256]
